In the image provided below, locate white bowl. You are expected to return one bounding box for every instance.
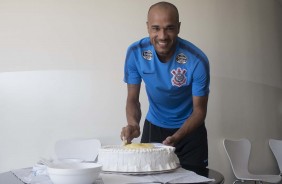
[56,158,84,163]
[47,162,102,184]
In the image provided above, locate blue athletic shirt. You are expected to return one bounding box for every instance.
[124,37,210,128]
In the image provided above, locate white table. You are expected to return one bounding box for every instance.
[0,166,224,184]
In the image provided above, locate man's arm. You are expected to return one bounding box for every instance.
[163,95,208,146]
[120,84,142,143]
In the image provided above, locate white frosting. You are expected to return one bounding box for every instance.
[97,145,179,172]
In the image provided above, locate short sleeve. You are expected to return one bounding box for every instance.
[123,47,142,84]
[192,58,210,96]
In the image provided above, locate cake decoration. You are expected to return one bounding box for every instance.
[124,143,154,149]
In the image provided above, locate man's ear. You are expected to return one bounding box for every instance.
[178,22,181,34]
[146,22,149,33]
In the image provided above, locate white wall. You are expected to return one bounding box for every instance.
[0,0,281,183]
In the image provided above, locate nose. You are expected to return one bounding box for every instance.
[158,28,167,39]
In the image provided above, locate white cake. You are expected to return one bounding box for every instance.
[97,143,179,172]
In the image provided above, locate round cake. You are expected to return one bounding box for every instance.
[97,143,179,172]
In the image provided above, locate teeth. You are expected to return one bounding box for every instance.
[158,42,167,46]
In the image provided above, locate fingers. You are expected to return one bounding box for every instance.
[120,127,128,142]
[162,136,175,146]
[120,126,133,141]
[120,126,128,140]
[120,124,141,143]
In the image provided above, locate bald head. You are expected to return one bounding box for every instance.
[147,1,179,22]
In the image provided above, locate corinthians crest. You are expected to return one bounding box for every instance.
[171,67,187,87]
[176,53,187,64]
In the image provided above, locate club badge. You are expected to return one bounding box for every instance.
[142,50,153,61]
[176,53,188,64]
[171,67,187,87]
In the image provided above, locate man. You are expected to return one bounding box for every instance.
[121,1,210,168]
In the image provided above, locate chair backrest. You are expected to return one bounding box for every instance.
[269,139,282,174]
[55,138,101,162]
[223,138,251,179]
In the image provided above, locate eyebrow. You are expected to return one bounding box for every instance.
[150,25,177,30]
[150,24,176,28]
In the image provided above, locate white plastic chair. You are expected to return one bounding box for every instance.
[269,139,282,175]
[55,138,101,162]
[223,138,282,184]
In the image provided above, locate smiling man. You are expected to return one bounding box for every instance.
[146,2,180,62]
[121,1,210,168]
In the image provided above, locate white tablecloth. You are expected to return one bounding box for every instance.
[12,166,214,184]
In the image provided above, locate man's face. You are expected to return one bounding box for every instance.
[147,7,180,62]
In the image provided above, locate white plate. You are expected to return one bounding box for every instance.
[102,165,180,175]
[55,138,101,162]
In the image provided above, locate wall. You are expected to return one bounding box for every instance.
[0,0,281,183]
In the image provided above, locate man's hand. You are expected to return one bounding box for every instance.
[163,96,208,147]
[120,124,141,144]
[162,136,178,146]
